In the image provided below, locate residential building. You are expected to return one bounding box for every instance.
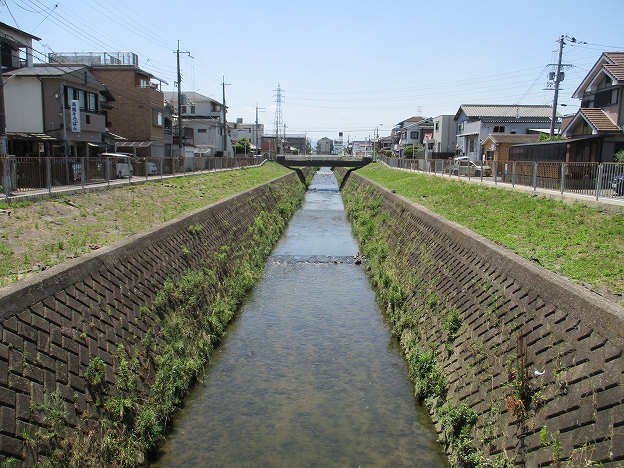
[352,140,373,157]
[1,21,38,71]
[165,91,230,156]
[392,117,434,158]
[50,51,171,158]
[230,118,264,152]
[333,132,344,155]
[562,52,624,161]
[454,105,557,160]
[432,115,457,158]
[285,134,307,154]
[0,22,56,157]
[261,134,277,155]
[4,64,112,160]
[377,136,392,155]
[390,116,422,156]
[317,137,333,154]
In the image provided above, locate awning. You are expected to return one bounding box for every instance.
[456,132,479,137]
[116,141,154,148]
[194,144,217,153]
[88,142,111,148]
[7,132,60,141]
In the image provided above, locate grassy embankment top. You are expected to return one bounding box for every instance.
[0,163,292,288]
[356,163,624,305]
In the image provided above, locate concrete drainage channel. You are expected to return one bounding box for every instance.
[337,167,624,467]
[1,164,623,467]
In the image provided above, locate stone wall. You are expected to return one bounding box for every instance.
[340,170,624,467]
[0,171,306,466]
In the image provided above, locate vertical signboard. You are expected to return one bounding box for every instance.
[71,100,81,133]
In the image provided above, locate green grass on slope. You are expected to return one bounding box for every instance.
[357,163,624,299]
[0,163,292,287]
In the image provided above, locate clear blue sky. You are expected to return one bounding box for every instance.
[3,0,624,142]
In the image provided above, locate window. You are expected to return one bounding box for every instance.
[153,111,163,127]
[594,89,618,108]
[88,93,97,112]
[140,78,148,88]
[85,115,90,124]
[181,105,187,114]
[190,105,196,114]
[493,126,505,133]
[410,131,419,140]
[435,122,439,132]
[197,128,207,133]
[65,86,98,112]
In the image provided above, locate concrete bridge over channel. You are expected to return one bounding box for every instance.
[276,155,373,168]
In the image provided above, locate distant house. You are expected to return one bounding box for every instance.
[561,52,624,161]
[454,105,557,160]
[352,140,373,156]
[165,91,229,156]
[432,115,457,158]
[391,116,432,157]
[317,137,332,154]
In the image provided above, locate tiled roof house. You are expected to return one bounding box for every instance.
[562,52,624,161]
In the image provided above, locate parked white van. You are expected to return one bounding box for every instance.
[102,153,134,178]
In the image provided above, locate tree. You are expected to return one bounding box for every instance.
[234,137,251,154]
[539,134,561,142]
[404,145,415,159]
[615,149,624,163]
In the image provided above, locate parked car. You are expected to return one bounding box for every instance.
[613,175,624,196]
[447,157,492,177]
[147,161,158,175]
[102,153,134,178]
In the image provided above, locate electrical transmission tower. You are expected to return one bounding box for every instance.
[273,84,283,155]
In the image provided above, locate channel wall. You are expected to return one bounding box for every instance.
[0,170,307,466]
[340,169,624,467]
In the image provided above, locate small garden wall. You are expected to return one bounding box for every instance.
[0,169,309,467]
[339,168,624,467]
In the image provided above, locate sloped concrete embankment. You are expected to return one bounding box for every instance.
[0,170,308,466]
[339,169,624,467]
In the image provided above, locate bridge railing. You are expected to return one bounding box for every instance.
[380,156,624,201]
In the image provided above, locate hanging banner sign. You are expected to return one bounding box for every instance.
[71,100,81,133]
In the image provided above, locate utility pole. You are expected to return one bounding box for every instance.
[175,41,192,157]
[255,104,264,156]
[283,123,287,153]
[549,35,565,137]
[222,77,230,157]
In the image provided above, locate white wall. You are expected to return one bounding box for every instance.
[4,76,43,133]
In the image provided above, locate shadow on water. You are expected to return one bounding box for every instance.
[148,168,448,468]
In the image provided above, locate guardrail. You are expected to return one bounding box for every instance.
[381,156,624,201]
[0,155,268,201]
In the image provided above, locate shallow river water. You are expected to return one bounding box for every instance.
[149,168,448,467]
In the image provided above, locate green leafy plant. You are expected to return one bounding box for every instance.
[84,356,106,386]
[444,307,462,338]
